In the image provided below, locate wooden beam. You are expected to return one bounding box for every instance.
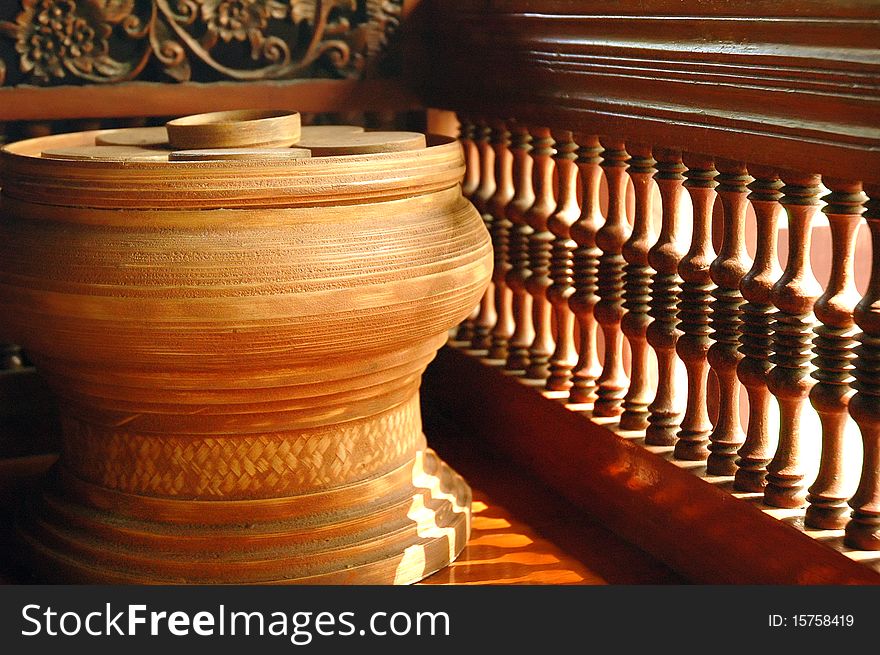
[0,79,423,121]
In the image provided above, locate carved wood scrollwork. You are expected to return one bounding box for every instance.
[0,0,402,85]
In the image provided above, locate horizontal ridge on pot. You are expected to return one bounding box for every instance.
[1,132,466,209]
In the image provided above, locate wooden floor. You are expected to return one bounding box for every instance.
[0,438,680,585]
[421,424,681,584]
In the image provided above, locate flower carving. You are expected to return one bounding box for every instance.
[289,0,316,25]
[10,0,109,80]
[202,0,265,43]
[0,0,401,85]
[200,0,288,59]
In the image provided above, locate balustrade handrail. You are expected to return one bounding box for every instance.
[418,0,880,185]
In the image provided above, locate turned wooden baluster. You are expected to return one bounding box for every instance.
[504,125,537,371]
[734,171,784,491]
[568,136,604,404]
[1,344,24,369]
[706,161,752,475]
[459,117,480,202]
[645,150,686,445]
[804,180,865,528]
[470,120,498,350]
[454,117,480,342]
[674,156,717,460]
[524,127,557,380]
[765,174,823,508]
[546,130,580,390]
[487,120,516,361]
[846,185,880,550]
[593,141,631,416]
[620,145,656,429]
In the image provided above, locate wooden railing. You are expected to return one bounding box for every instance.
[414,0,880,577]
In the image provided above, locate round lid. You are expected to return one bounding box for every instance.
[297,131,426,156]
[168,148,312,161]
[299,125,365,139]
[0,110,462,211]
[165,109,302,150]
[40,145,170,162]
[94,127,170,148]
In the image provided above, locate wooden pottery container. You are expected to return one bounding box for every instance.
[0,125,491,583]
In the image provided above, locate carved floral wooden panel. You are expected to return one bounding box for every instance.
[0,0,402,85]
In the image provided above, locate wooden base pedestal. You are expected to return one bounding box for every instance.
[17,449,470,584]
